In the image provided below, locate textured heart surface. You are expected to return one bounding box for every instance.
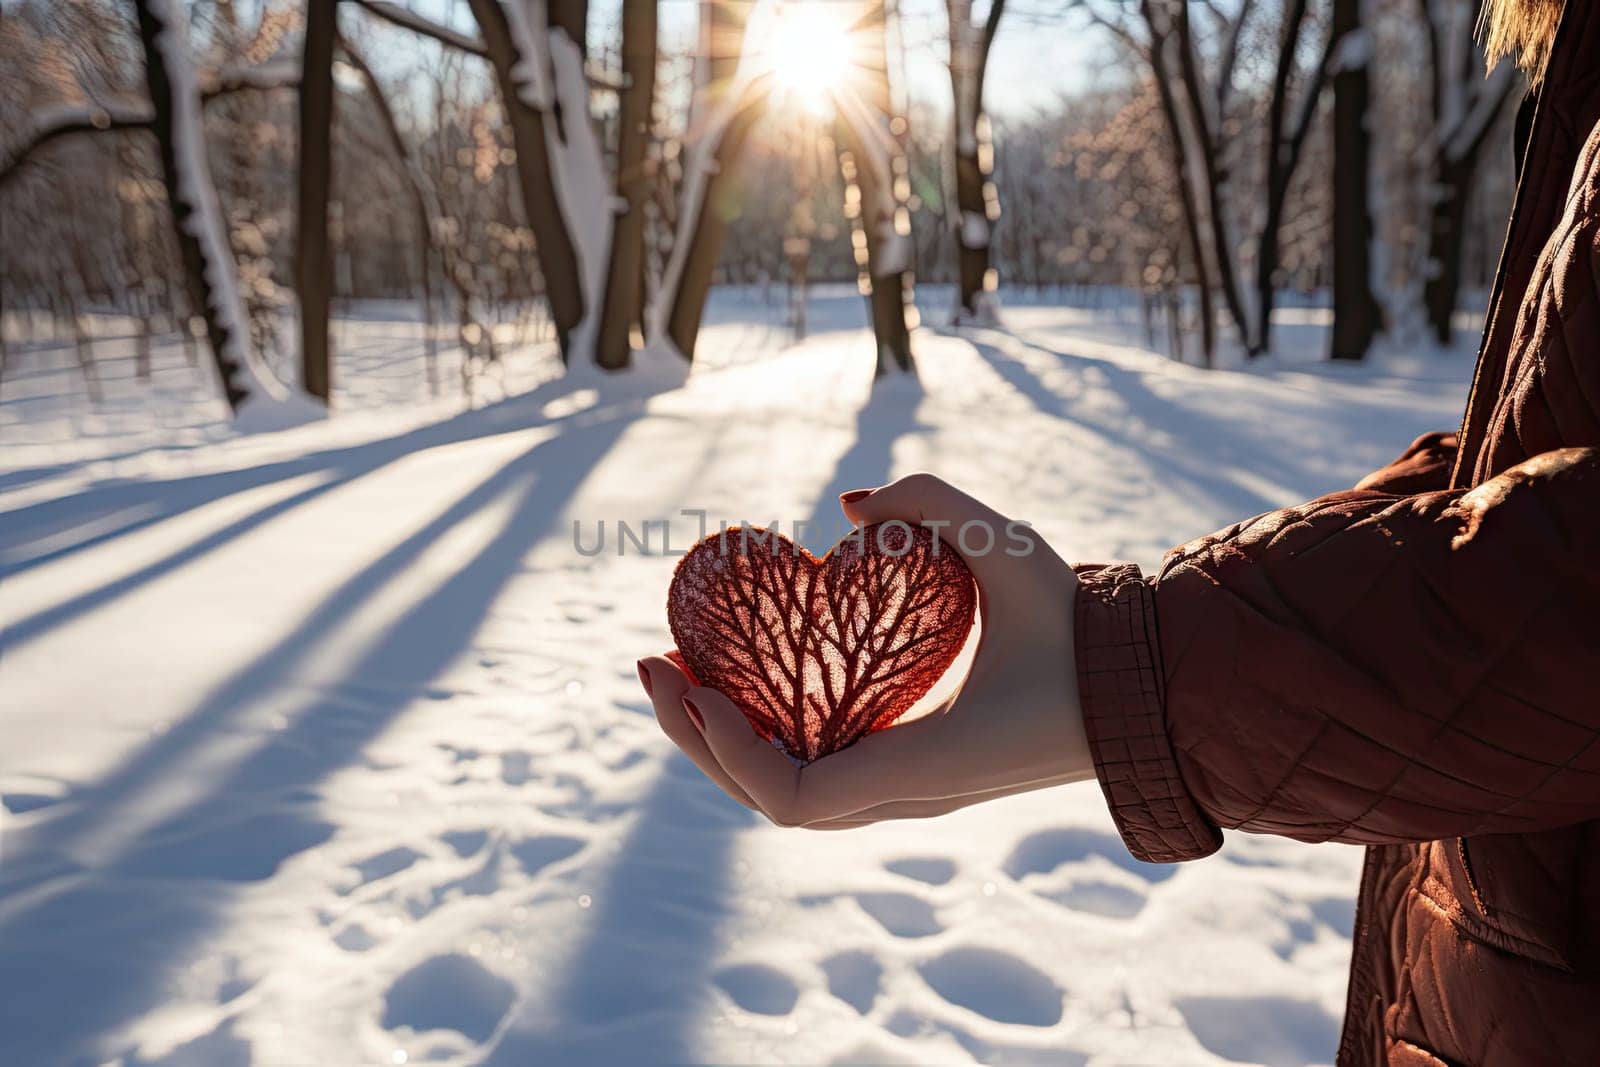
[667,523,977,763]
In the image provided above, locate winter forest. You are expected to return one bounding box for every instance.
[1,1,1525,1064]
[3,0,1517,395]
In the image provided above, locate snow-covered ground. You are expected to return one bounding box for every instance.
[1,289,1476,1066]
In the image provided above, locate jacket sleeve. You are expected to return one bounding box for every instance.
[1352,431,1457,494]
[1074,447,1600,863]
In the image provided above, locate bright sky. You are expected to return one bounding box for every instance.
[638,0,1115,118]
[373,0,1115,120]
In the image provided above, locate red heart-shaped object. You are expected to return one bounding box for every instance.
[667,522,977,763]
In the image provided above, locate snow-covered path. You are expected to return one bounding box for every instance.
[1,293,1473,1065]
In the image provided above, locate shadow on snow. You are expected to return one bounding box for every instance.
[0,393,645,1061]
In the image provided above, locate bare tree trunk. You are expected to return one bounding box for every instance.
[113,136,156,383]
[839,142,915,375]
[661,0,759,359]
[1422,159,1473,345]
[135,290,153,381]
[1329,0,1382,360]
[1166,288,1184,362]
[338,38,444,393]
[548,0,587,53]
[948,0,1005,322]
[63,280,102,403]
[297,0,337,402]
[1169,3,1251,355]
[419,230,438,395]
[130,0,266,413]
[786,237,809,342]
[465,0,585,357]
[1423,104,1512,346]
[596,0,656,370]
[837,1,915,376]
[1417,1,1517,346]
[1139,2,1215,366]
[1253,0,1310,355]
[662,109,761,358]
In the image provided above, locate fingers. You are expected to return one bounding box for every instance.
[685,686,806,821]
[691,686,952,826]
[648,661,941,827]
[838,472,1022,588]
[639,655,756,810]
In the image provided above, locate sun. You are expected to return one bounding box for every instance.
[762,4,856,114]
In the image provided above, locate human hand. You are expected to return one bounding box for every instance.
[638,473,1092,829]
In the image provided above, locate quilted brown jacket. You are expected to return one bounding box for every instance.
[1073,6,1600,1065]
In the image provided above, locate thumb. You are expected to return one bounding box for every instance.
[839,473,1017,587]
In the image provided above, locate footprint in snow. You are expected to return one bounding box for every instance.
[334,922,378,952]
[1176,995,1340,1067]
[820,950,882,1015]
[1272,895,1357,959]
[508,834,585,877]
[1309,895,1357,938]
[1004,828,1162,919]
[853,892,943,938]
[917,947,1063,1027]
[442,829,488,857]
[1036,878,1148,920]
[884,856,957,886]
[422,844,517,913]
[886,1009,1086,1065]
[1004,827,1176,884]
[1272,913,1321,960]
[344,846,423,891]
[712,963,800,1016]
[500,751,533,786]
[383,953,514,1043]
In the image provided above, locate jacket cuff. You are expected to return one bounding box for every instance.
[1074,563,1222,863]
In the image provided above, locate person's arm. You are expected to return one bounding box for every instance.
[1077,447,1600,865]
[1352,431,1457,494]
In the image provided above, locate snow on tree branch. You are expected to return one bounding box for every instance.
[500,0,557,110]
[0,62,300,193]
[546,29,611,343]
[0,102,155,191]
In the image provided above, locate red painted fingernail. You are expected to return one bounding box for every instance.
[636,660,653,696]
[840,489,873,503]
[682,695,704,731]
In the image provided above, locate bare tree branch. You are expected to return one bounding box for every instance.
[0,65,301,192]
[206,59,302,94]
[1079,6,1148,60]
[1214,0,1255,115]
[981,0,1008,65]
[1444,61,1517,164]
[347,3,622,91]
[349,0,488,57]
[0,103,154,183]
[1286,29,1339,164]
